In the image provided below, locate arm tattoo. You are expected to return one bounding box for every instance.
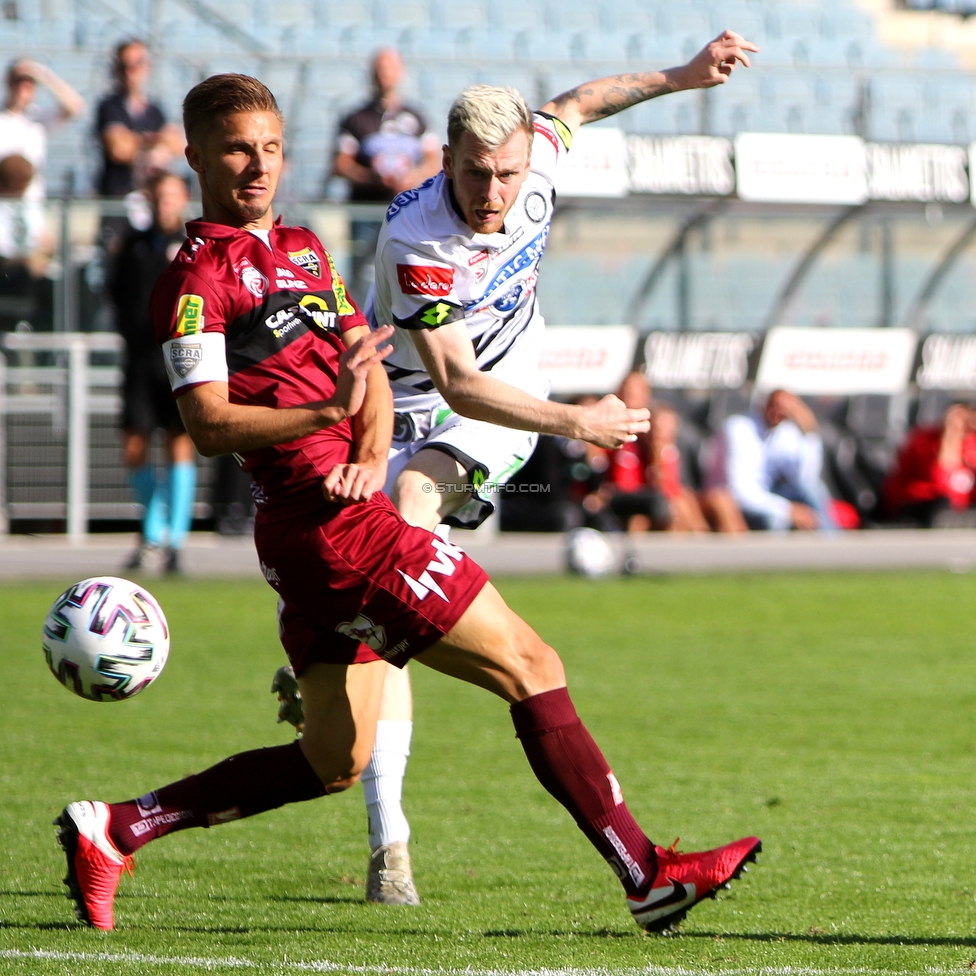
[551,73,670,123]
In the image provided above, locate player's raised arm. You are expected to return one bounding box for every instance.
[539,30,759,136]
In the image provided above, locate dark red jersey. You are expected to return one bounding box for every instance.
[151,218,368,519]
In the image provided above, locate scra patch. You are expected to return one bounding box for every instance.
[288,247,321,277]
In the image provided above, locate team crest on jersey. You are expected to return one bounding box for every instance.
[335,614,387,652]
[234,258,269,298]
[288,247,321,278]
[468,248,490,282]
[169,342,202,378]
[524,191,547,223]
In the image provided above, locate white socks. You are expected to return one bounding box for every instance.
[362,720,413,850]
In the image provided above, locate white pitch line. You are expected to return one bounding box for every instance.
[0,950,963,976]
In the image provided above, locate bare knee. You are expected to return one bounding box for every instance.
[392,469,441,529]
[502,626,566,701]
[299,738,372,793]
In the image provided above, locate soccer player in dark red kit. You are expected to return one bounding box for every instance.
[53,73,760,934]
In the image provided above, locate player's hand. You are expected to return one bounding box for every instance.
[270,665,304,733]
[790,502,819,531]
[575,394,650,449]
[323,459,387,505]
[676,30,759,90]
[329,325,394,420]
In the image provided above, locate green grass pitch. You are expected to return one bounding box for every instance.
[2,571,976,975]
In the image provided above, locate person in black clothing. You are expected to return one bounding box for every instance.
[333,48,440,302]
[95,40,183,199]
[110,171,195,573]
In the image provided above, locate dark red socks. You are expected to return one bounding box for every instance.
[108,740,325,855]
[510,687,656,896]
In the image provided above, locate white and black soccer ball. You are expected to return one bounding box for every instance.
[42,576,170,702]
[566,527,617,578]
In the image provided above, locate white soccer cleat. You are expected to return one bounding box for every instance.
[366,841,421,906]
[270,664,305,732]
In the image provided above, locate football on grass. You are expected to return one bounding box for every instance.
[42,576,170,701]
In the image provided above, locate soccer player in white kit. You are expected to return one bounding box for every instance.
[276,30,758,903]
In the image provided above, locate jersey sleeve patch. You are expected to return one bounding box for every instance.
[162,331,229,393]
[324,250,357,316]
[552,116,573,152]
[396,263,454,297]
[174,294,205,336]
[534,111,573,152]
[394,300,464,330]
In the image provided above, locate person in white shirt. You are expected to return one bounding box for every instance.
[274,30,760,904]
[0,59,85,201]
[705,389,837,531]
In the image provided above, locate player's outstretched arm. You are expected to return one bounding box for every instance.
[539,30,758,136]
[408,321,648,449]
[176,327,394,457]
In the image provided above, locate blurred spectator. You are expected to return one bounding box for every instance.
[333,48,440,301]
[705,389,837,531]
[650,404,747,533]
[109,172,195,574]
[882,402,976,527]
[0,153,54,330]
[0,58,84,201]
[580,373,671,532]
[95,41,183,199]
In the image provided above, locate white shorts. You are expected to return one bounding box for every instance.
[384,404,538,529]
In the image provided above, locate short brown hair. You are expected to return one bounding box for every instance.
[182,73,283,145]
[0,154,34,197]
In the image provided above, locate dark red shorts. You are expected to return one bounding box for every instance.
[253,492,489,674]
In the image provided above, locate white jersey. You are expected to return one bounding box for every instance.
[368,112,572,412]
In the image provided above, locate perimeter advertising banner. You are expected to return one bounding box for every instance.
[642,331,755,389]
[916,333,976,390]
[553,127,628,198]
[756,326,918,395]
[541,325,638,394]
[627,135,735,196]
[734,133,868,204]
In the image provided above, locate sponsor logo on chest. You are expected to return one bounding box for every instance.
[397,263,454,296]
[264,294,339,339]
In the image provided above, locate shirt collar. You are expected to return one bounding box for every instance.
[184,215,282,239]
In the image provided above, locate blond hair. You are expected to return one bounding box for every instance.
[446,85,533,153]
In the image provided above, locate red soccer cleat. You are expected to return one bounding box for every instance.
[54,800,134,930]
[627,835,761,933]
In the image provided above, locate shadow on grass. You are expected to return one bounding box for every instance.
[0,921,83,931]
[687,931,976,948]
[0,891,65,898]
[484,928,976,947]
[269,895,371,906]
